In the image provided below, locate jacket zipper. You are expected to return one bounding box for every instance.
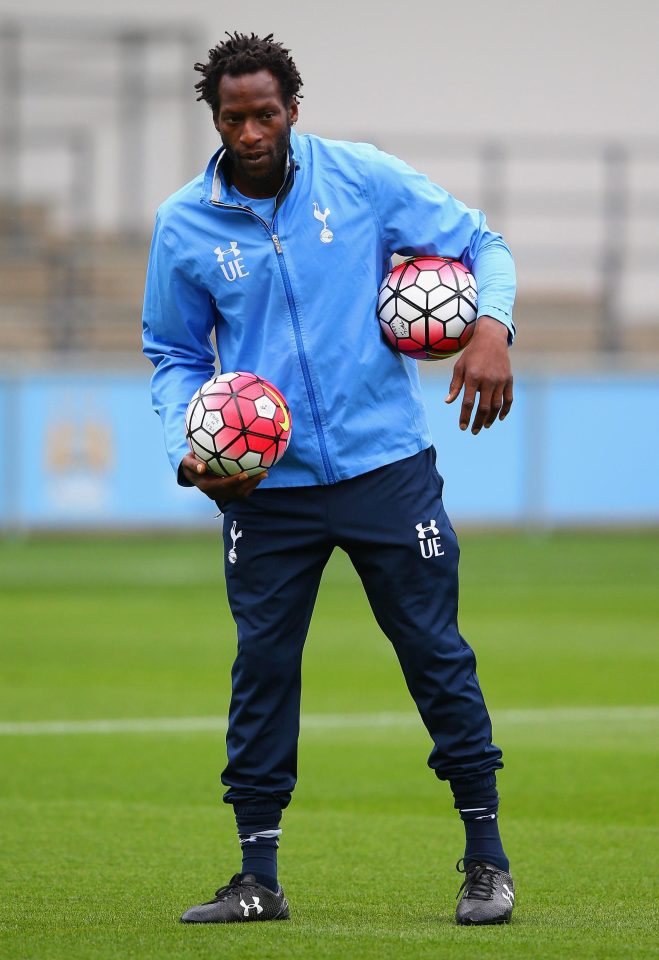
[270,227,336,484]
[209,198,336,484]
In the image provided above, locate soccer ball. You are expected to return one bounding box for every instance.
[185,372,292,477]
[376,257,478,360]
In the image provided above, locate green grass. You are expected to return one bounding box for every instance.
[0,531,658,960]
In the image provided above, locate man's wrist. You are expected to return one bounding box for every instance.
[474,315,510,341]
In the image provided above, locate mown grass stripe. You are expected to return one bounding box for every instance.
[0,705,656,737]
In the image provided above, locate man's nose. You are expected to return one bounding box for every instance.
[240,120,262,146]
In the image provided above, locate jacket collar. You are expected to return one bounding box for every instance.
[204,129,301,204]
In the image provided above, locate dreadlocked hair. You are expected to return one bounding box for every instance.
[194,32,303,116]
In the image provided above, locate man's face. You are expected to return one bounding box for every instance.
[214,69,298,198]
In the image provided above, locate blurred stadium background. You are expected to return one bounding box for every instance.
[1,0,658,530]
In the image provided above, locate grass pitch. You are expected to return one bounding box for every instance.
[0,531,657,960]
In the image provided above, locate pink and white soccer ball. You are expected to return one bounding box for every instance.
[377,257,478,360]
[185,372,292,477]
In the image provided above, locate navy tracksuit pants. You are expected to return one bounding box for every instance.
[220,446,502,811]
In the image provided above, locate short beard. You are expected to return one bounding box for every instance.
[223,123,291,185]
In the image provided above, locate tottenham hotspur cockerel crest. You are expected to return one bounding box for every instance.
[228,521,242,564]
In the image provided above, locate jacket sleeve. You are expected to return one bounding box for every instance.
[360,145,516,340]
[142,212,217,483]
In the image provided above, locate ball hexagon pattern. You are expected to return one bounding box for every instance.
[185,372,292,477]
[376,257,478,360]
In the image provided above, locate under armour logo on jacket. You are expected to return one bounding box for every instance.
[214,241,249,281]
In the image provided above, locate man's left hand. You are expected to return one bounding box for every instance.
[445,316,513,434]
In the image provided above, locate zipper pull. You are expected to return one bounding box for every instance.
[272,234,282,254]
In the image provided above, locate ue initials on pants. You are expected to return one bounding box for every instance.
[419,536,445,559]
[415,520,445,559]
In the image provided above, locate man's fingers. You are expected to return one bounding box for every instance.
[237,472,266,496]
[182,455,268,501]
[219,471,249,490]
[458,381,478,431]
[220,471,268,499]
[470,384,495,435]
[456,375,513,434]
[192,469,247,497]
[484,388,504,428]
[183,453,205,473]
[180,453,207,481]
[500,379,514,420]
[445,361,465,404]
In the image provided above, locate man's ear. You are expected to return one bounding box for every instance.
[289,101,299,126]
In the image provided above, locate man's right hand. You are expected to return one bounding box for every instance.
[180,453,267,501]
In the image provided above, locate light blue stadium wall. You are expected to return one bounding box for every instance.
[425,373,659,525]
[0,371,657,530]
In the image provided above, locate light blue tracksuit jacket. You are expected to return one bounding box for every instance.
[142,130,516,488]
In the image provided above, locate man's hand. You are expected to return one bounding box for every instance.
[445,316,513,434]
[180,453,267,501]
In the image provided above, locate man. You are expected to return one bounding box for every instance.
[143,32,516,926]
